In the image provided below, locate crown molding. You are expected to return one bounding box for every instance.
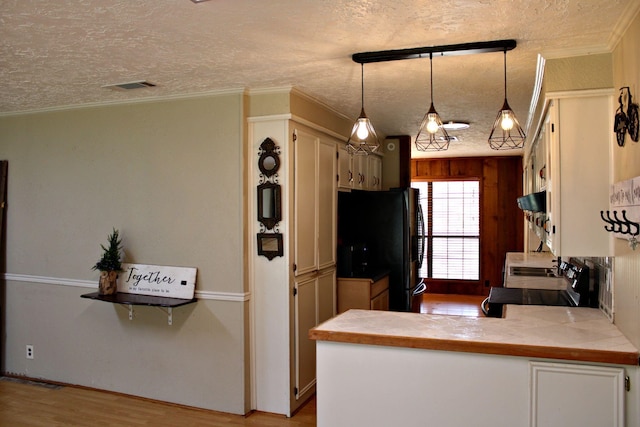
[608,0,640,50]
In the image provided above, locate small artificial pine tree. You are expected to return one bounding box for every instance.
[93,228,123,272]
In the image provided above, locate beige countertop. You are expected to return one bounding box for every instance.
[505,251,557,267]
[504,252,566,290]
[310,305,639,366]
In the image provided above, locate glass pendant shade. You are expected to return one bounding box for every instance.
[415,54,450,151]
[488,51,525,150]
[347,65,380,155]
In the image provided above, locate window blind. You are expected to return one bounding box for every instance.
[412,180,480,280]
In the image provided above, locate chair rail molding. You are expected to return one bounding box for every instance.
[3,273,249,302]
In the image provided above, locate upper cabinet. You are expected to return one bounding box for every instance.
[337,145,383,191]
[524,113,551,245]
[338,144,354,188]
[294,127,338,275]
[542,90,614,256]
[368,155,382,190]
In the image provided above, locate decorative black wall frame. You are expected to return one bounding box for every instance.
[257,233,283,261]
[257,181,282,230]
[256,137,283,260]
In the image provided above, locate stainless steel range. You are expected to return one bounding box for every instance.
[482,258,598,317]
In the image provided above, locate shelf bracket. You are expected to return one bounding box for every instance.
[157,307,174,325]
[80,292,196,326]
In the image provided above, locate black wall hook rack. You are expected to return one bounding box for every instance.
[352,39,517,64]
[600,209,640,236]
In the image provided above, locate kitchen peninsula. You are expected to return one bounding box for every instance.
[310,302,639,426]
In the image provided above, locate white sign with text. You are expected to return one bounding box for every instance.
[117,263,196,299]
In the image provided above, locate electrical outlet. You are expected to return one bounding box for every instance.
[26,345,34,359]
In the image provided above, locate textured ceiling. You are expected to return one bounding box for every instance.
[1,1,638,158]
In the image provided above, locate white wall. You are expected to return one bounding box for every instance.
[248,116,293,415]
[611,9,640,350]
[0,92,251,414]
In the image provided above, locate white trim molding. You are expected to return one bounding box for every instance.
[0,87,246,117]
[4,273,96,288]
[195,290,250,302]
[3,273,250,302]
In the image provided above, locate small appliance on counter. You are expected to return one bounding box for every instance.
[483,258,597,317]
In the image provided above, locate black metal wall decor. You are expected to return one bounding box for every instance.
[257,181,281,230]
[256,137,283,260]
[614,86,639,146]
[600,210,639,250]
[258,137,281,177]
[604,175,640,250]
[600,210,639,235]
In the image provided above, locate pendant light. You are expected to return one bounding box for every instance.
[346,63,380,155]
[415,53,450,151]
[488,49,525,149]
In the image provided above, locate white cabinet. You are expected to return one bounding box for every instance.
[293,129,320,275]
[530,362,625,427]
[338,145,354,189]
[543,90,613,256]
[368,155,382,190]
[294,127,337,274]
[317,138,338,270]
[337,145,382,191]
[294,269,335,398]
[525,114,550,246]
[315,339,635,427]
[292,125,337,402]
[353,154,368,189]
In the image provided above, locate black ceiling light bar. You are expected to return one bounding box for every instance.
[352,39,516,64]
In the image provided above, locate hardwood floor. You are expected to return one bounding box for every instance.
[0,377,316,426]
[414,293,486,317]
[0,296,482,426]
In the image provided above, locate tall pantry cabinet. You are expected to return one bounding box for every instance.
[292,127,337,402]
[249,116,337,417]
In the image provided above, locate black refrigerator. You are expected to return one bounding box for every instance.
[337,188,425,312]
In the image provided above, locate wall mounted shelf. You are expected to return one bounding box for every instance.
[81,292,197,325]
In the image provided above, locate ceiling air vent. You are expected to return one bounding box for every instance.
[103,80,156,91]
[434,136,459,142]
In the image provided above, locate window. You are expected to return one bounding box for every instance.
[412,180,480,280]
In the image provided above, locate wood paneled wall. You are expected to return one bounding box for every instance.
[412,156,524,295]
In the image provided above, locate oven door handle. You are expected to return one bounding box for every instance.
[481,297,490,316]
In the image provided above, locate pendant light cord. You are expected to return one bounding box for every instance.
[503,49,507,100]
[360,63,365,108]
[429,52,434,104]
